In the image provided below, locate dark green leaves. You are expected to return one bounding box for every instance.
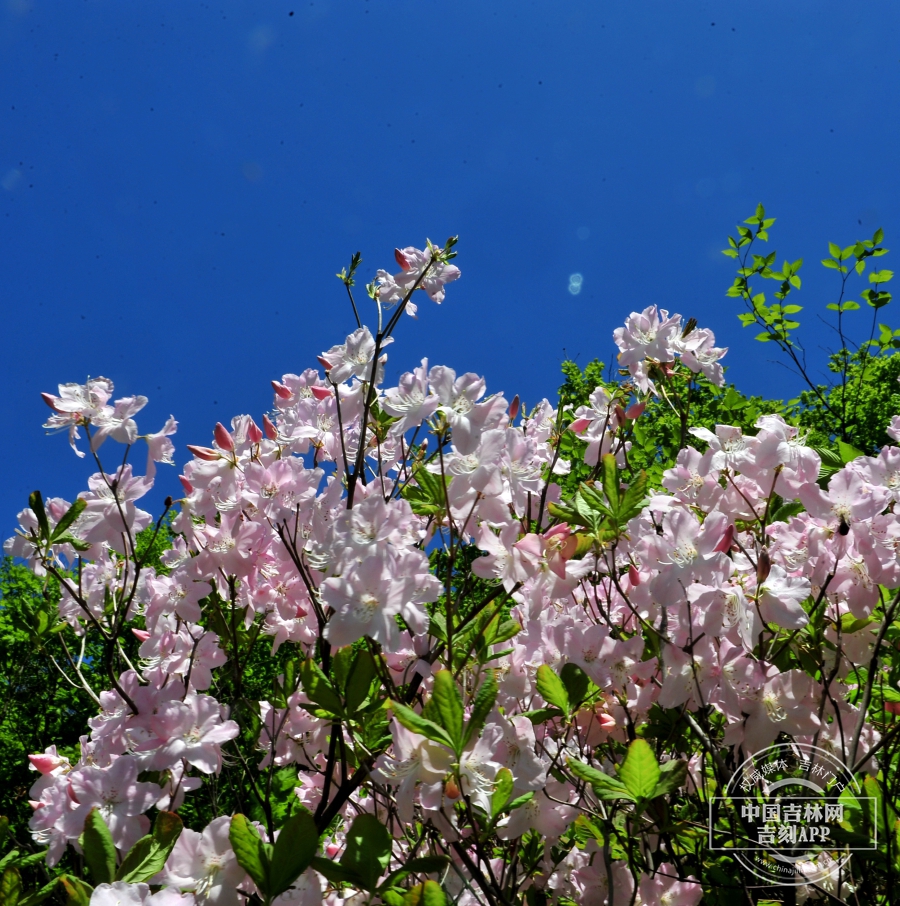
[338,814,391,892]
[230,811,319,903]
[462,673,497,750]
[431,671,464,754]
[389,700,454,750]
[567,759,633,800]
[269,811,319,899]
[116,811,183,884]
[299,658,344,719]
[535,665,569,715]
[82,809,116,886]
[0,868,22,906]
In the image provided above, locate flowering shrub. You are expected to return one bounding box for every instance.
[3,215,900,906]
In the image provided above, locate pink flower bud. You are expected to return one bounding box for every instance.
[628,564,641,586]
[756,547,772,584]
[714,524,735,553]
[179,475,194,494]
[28,754,61,775]
[569,417,591,434]
[509,395,520,421]
[317,356,332,373]
[885,701,900,715]
[262,414,278,440]
[614,404,626,426]
[41,392,60,411]
[132,628,151,642]
[598,712,617,729]
[272,381,292,400]
[325,843,341,859]
[246,419,263,444]
[626,401,646,419]
[186,445,221,462]
[213,422,234,451]
[311,385,332,401]
[395,247,411,271]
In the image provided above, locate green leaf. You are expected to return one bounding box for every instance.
[430,671,464,753]
[269,810,319,898]
[559,663,590,709]
[535,665,569,715]
[344,649,377,714]
[838,440,864,464]
[310,857,366,888]
[567,759,634,800]
[58,877,92,906]
[340,814,391,892]
[300,659,344,718]
[82,808,116,886]
[651,760,688,797]
[116,810,183,884]
[16,878,58,906]
[492,767,514,818]
[0,868,22,906]
[521,707,564,724]
[28,492,50,543]
[50,498,86,542]
[617,739,660,800]
[388,701,454,749]
[828,241,841,258]
[229,814,270,895]
[403,881,447,906]
[463,673,498,749]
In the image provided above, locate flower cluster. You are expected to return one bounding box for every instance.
[6,243,896,906]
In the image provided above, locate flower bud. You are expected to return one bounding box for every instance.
[569,417,591,434]
[756,547,771,584]
[247,419,263,444]
[311,385,332,401]
[132,628,151,642]
[271,381,293,400]
[28,754,62,775]
[262,414,278,440]
[614,405,626,426]
[186,445,221,462]
[179,475,194,494]
[213,422,234,452]
[41,392,60,411]
[509,395,520,421]
[628,564,641,586]
[714,524,735,553]
[444,777,460,799]
[625,401,646,420]
[395,247,411,271]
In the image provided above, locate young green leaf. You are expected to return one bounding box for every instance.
[300,659,344,717]
[82,808,116,886]
[58,877,92,906]
[0,867,22,906]
[567,759,634,800]
[430,671,464,753]
[229,814,270,895]
[535,665,569,715]
[269,810,319,898]
[50,498,86,542]
[492,767,514,818]
[344,649,377,714]
[389,701,454,750]
[116,810,183,884]
[403,881,447,906]
[559,663,590,710]
[28,492,50,544]
[463,672,498,749]
[652,759,688,798]
[617,739,661,800]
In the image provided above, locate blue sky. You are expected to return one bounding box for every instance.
[2,0,899,527]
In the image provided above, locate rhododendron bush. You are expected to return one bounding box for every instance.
[4,212,900,906]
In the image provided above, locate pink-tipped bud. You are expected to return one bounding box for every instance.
[325,843,341,859]
[317,356,332,372]
[569,417,591,434]
[885,701,900,715]
[41,392,60,411]
[263,414,278,440]
[271,380,292,400]
[179,475,194,495]
[626,401,646,420]
[443,777,460,799]
[311,385,332,401]
[598,712,617,730]
[509,395,520,421]
[614,404,626,426]
[132,628,151,642]
[628,564,641,586]
[186,445,221,462]
[247,419,263,444]
[714,524,735,554]
[395,247,411,271]
[213,422,234,452]
[28,754,61,775]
